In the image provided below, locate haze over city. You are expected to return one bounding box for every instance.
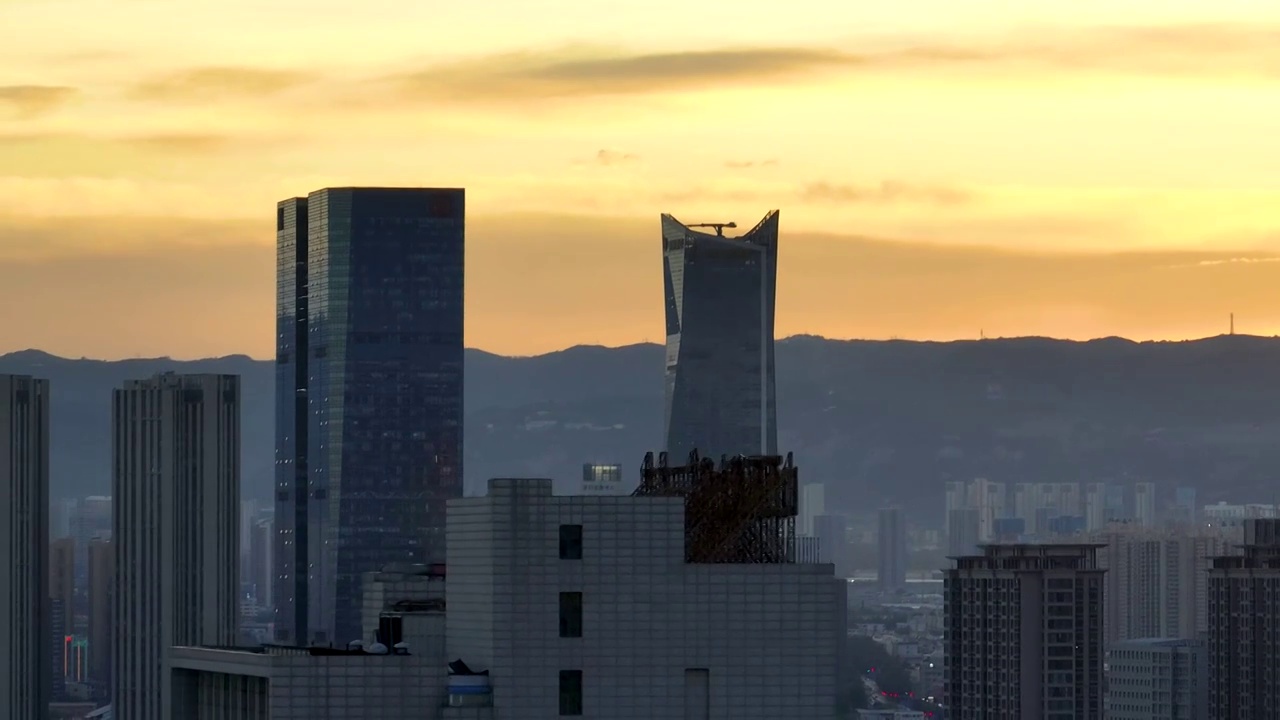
[7,0,1280,357]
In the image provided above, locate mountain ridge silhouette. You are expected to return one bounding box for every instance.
[4,333,1276,520]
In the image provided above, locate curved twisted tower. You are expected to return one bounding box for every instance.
[660,211,779,461]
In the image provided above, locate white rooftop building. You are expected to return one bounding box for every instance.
[447,478,844,719]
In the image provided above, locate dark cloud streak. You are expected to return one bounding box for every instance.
[595,149,638,165]
[387,47,855,101]
[800,180,972,206]
[381,24,1280,104]
[0,85,77,118]
[130,67,313,101]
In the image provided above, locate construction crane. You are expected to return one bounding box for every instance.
[686,222,737,237]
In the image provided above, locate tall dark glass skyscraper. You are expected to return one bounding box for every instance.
[274,187,465,646]
[660,211,779,461]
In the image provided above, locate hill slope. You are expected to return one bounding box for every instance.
[3,335,1277,520]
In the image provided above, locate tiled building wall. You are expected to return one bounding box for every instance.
[447,478,844,720]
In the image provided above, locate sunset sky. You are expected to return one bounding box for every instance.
[4,0,1280,358]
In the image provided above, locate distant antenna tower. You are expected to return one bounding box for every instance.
[1230,312,1235,335]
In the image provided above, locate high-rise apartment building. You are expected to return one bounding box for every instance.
[1095,526,1221,646]
[878,507,907,590]
[1134,482,1157,527]
[49,598,66,700]
[1013,482,1043,534]
[944,543,1105,719]
[1207,518,1280,719]
[946,507,981,556]
[1085,482,1108,532]
[1012,482,1083,536]
[274,188,466,647]
[87,538,113,694]
[247,517,273,608]
[49,536,74,701]
[964,478,1004,541]
[660,212,779,460]
[0,375,51,720]
[1107,638,1207,720]
[1173,487,1197,524]
[50,536,74,636]
[800,482,825,537]
[945,478,1005,543]
[112,373,241,720]
[814,513,850,576]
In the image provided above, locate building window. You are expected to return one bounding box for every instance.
[559,525,583,560]
[559,670,583,716]
[559,592,583,638]
[377,615,403,646]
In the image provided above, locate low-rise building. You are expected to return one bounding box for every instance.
[1106,638,1207,720]
[857,709,925,719]
[170,645,440,720]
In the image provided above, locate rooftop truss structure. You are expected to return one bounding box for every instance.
[635,449,798,564]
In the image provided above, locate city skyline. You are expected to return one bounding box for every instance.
[8,2,1280,357]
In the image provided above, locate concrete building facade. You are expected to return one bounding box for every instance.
[446,478,845,720]
[0,375,51,719]
[111,373,241,720]
[944,543,1105,720]
[1106,638,1207,720]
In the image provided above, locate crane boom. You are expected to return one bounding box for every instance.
[686,221,737,237]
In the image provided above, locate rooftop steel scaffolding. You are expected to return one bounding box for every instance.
[635,449,799,564]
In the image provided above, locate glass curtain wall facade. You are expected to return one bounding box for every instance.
[274,187,465,646]
[660,211,779,462]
